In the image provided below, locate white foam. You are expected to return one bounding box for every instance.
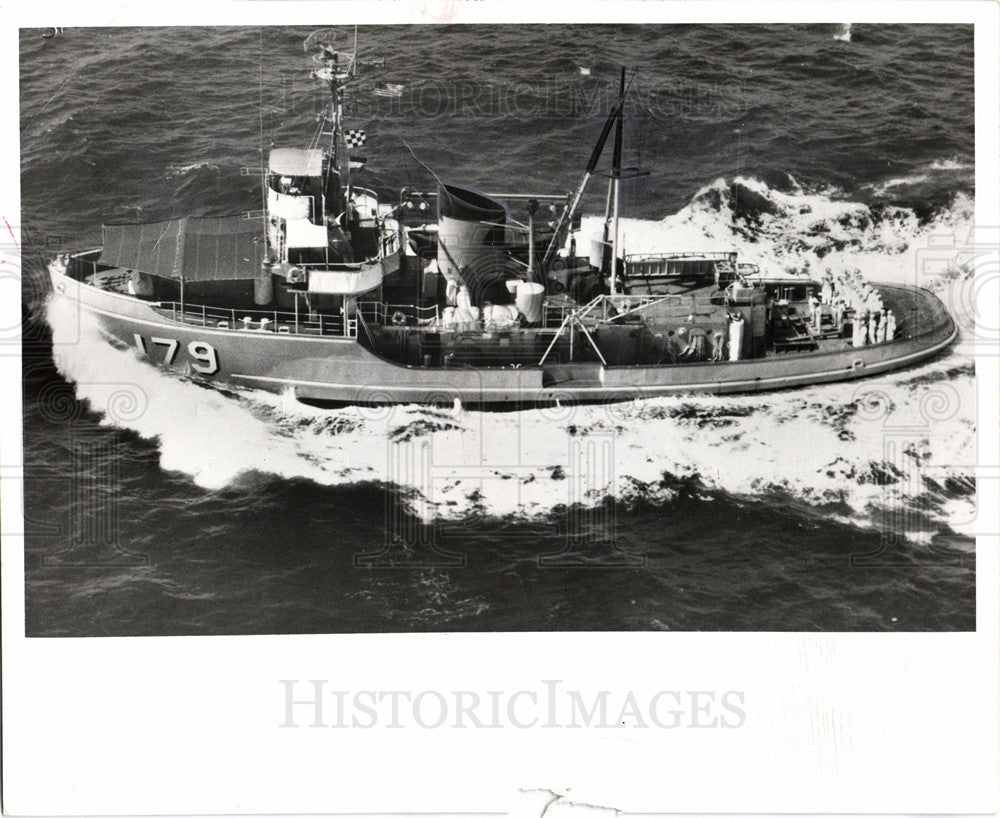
[47,296,334,491]
[929,158,973,171]
[869,174,931,195]
[166,161,220,177]
[866,157,974,196]
[610,175,974,290]
[833,23,852,42]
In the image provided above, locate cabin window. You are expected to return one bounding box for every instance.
[288,247,329,266]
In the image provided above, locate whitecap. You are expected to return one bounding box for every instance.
[833,23,852,42]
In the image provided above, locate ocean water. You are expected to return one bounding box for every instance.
[20,24,977,635]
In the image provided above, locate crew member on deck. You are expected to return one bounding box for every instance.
[852,309,868,348]
[821,270,834,305]
[808,294,821,329]
[876,309,888,343]
[832,296,845,333]
[885,309,897,341]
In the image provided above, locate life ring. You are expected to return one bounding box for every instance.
[391,310,407,326]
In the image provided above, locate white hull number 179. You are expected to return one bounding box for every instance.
[133,335,219,375]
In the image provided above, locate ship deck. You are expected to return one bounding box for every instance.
[54,252,956,406]
[79,262,934,364]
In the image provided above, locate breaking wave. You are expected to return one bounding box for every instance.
[45,176,979,541]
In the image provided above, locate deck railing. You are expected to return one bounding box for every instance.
[355,301,440,325]
[541,293,718,328]
[154,302,352,337]
[152,299,441,337]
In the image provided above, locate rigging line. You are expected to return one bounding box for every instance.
[308,108,323,152]
[309,93,333,152]
[605,66,639,157]
[258,28,267,243]
[351,25,358,76]
[20,44,96,138]
[604,67,640,184]
[397,136,446,189]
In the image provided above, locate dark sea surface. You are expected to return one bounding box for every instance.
[20,24,977,635]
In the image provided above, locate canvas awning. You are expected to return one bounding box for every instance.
[99,216,265,281]
[268,148,324,177]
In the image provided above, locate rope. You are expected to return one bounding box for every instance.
[258,29,267,246]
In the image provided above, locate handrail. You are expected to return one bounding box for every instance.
[356,301,440,324]
[541,293,715,328]
[351,186,381,202]
[153,301,352,338]
[155,291,725,338]
[355,310,378,347]
[292,259,381,271]
[153,297,442,337]
[625,250,737,262]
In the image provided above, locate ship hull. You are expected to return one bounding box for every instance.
[49,264,958,407]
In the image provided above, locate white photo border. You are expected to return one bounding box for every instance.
[2,1,997,815]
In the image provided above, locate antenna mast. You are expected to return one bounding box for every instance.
[309,31,356,215]
[609,66,625,295]
[258,28,267,248]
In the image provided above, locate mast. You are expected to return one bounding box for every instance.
[334,61,348,205]
[540,94,623,271]
[258,28,268,257]
[311,33,355,217]
[526,198,539,283]
[327,48,348,212]
[601,174,613,274]
[610,67,625,295]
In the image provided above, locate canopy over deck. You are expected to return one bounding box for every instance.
[268,148,324,177]
[100,216,264,281]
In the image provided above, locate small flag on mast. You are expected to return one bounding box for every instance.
[344,129,367,148]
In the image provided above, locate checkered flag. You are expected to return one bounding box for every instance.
[344,129,367,148]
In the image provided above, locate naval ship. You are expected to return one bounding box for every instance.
[47,30,957,407]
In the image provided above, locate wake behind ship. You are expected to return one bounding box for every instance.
[47,30,957,407]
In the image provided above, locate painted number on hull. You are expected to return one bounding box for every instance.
[187,341,219,374]
[133,335,219,375]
